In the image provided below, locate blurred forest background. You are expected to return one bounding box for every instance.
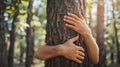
[0,0,120,67]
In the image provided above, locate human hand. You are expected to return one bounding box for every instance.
[58,36,85,63]
[63,11,91,37]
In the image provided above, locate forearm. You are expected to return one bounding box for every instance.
[34,45,61,60]
[82,33,99,64]
[63,11,99,64]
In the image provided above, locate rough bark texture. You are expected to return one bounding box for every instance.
[45,0,91,67]
[0,1,7,67]
[96,0,106,67]
[25,0,34,67]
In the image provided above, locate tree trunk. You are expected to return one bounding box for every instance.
[112,0,120,64]
[20,43,24,64]
[45,0,91,67]
[110,37,114,64]
[8,13,18,67]
[96,0,106,67]
[8,4,19,67]
[19,36,25,64]
[0,1,7,67]
[25,0,34,67]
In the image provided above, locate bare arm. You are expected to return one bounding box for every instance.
[34,36,85,63]
[82,33,99,64]
[64,12,99,64]
[34,45,61,60]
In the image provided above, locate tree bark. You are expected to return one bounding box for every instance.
[96,0,106,67]
[45,0,91,67]
[25,0,34,67]
[0,1,7,67]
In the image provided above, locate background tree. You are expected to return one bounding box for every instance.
[96,0,106,67]
[0,1,7,67]
[112,0,120,64]
[25,0,34,67]
[8,1,20,67]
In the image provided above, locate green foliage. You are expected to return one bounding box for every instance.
[4,0,47,65]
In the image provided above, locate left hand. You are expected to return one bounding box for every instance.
[59,36,85,63]
[63,11,91,37]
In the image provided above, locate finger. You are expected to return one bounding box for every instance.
[77,47,85,52]
[73,58,82,63]
[65,23,76,31]
[69,35,79,42]
[78,51,85,57]
[64,16,77,23]
[64,16,83,25]
[78,11,84,19]
[64,18,76,26]
[77,55,85,60]
[68,13,80,20]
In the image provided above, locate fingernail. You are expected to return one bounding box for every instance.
[77,35,79,37]
[65,24,68,26]
[68,13,70,15]
[76,36,79,39]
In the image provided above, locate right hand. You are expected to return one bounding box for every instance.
[58,36,85,63]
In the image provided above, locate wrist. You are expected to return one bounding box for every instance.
[82,32,93,39]
[56,44,63,56]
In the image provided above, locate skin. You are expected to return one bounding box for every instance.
[34,11,99,64]
[34,36,85,63]
[64,11,99,64]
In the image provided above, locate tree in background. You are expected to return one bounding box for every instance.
[25,0,34,67]
[0,1,7,67]
[112,0,120,64]
[8,0,20,67]
[96,0,106,67]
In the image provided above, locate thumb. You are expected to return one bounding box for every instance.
[70,36,79,42]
